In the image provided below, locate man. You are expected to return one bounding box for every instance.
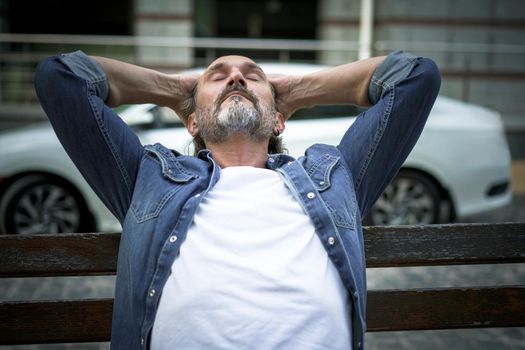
[34,48,440,349]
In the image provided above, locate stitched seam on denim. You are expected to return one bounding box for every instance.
[371,76,392,91]
[140,181,206,338]
[282,162,355,288]
[90,76,105,83]
[316,155,340,191]
[371,57,417,97]
[356,83,395,190]
[130,185,183,223]
[325,202,354,229]
[313,184,355,290]
[322,156,340,188]
[149,145,194,180]
[145,152,161,165]
[276,167,309,215]
[307,154,335,177]
[325,162,357,227]
[59,55,107,85]
[370,76,392,104]
[86,86,133,195]
[171,160,194,179]
[144,226,179,335]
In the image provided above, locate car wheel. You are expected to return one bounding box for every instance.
[366,170,442,225]
[0,175,93,235]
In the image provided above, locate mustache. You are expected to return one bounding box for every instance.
[214,84,260,112]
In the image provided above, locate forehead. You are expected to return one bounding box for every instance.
[205,55,263,73]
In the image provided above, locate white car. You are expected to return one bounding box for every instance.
[0,63,513,234]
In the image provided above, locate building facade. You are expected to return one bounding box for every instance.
[1,0,524,141]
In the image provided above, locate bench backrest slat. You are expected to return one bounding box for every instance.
[0,233,120,277]
[1,223,523,345]
[1,286,523,345]
[365,222,525,267]
[1,223,523,277]
[0,299,113,345]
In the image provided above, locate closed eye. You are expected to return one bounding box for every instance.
[211,74,226,81]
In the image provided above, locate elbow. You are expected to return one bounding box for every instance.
[34,57,56,92]
[418,58,442,100]
[34,56,62,106]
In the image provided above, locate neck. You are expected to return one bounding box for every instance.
[206,135,269,168]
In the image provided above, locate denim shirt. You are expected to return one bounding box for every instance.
[34,50,440,350]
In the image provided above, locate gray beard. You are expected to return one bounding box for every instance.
[217,97,259,131]
[197,97,275,144]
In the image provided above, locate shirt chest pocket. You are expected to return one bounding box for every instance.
[307,155,357,229]
[130,153,196,223]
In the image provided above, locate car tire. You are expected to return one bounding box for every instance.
[0,175,94,235]
[365,170,442,226]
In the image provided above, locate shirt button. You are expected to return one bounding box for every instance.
[319,181,325,186]
[149,289,155,297]
[141,338,145,345]
[268,158,275,163]
[357,341,362,348]
[307,192,315,199]
[328,236,336,245]
[354,291,359,298]
[169,235,178,243]
[195,193,201,198]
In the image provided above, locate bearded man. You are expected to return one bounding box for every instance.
[34,49,440,350]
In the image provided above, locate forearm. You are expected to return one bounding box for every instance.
[92,56,181,109]
[290,56,386,109]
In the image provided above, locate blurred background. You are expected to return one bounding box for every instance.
[0,0,524,213]
[0,0,524,137]
[0,0,524,349]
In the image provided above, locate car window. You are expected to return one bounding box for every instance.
[119,106,185,131]
[112,105,130,114]
[156,106,184,125]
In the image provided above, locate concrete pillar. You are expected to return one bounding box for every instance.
[317,0,361,65]
[358,0,374,59]
[133,0,194,71]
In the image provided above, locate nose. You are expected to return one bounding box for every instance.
[227,69,246,87]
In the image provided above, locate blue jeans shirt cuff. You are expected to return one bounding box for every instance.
[368,50,419,105]
[59,50,109,101]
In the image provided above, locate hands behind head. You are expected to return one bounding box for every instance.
[267,74,300,120]
[171,72,300,123]
[170,73,200,123]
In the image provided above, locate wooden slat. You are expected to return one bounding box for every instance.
[367,286,525,331]
[1,286,523,344]
[0,299,113,345]
[0,223,524,277]
[0,233,120,277]
[364,222,525,267]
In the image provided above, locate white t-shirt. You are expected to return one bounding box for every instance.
[151,166,351,350]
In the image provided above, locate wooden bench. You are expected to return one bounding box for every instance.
[1,222,524,345]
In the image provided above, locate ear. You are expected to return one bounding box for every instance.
[186,112,200,137]
[275,111,286,134]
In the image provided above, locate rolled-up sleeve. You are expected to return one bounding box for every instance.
[368,50,420,105]
[34,51,144,223]
[59,50,110,101]
[337,51,441,218]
